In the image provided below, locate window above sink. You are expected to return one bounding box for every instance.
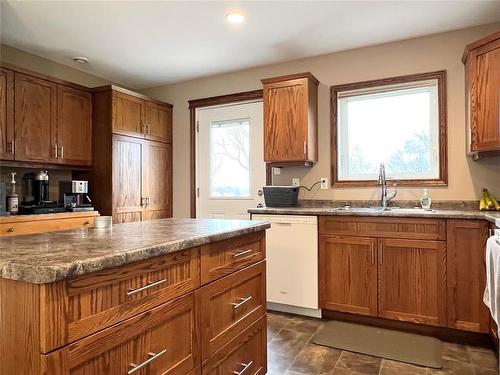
[331,71,448,187]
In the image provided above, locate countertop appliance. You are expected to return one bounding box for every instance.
[252,214,319,317]
[61,180,94,212]
[19,171,65,214]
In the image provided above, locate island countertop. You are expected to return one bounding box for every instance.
[0,218,270,284]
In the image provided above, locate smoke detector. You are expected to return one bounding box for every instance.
[73,56,89,64]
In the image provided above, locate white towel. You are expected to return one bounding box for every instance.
[484,236,500,326]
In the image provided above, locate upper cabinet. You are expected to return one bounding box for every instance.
[109,87,173,143]
[0,65,92,166]
[463,31,500,157]
[262,72,318,165]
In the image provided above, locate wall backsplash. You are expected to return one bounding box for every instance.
[0,167,72,203]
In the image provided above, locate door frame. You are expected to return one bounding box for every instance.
[188,90,271,218]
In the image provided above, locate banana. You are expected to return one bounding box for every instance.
[484,190,496,209]
[480,190,489,211]
[486,190,500,211]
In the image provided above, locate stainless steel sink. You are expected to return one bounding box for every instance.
[330,206,435,213]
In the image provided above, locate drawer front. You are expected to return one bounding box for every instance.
[41,248,200,352]
[201,231,265,284]
[0,216,94,237]
[198,261,266,359]
[42,293,200,375]
[202,316,267,375]
[319,216,446,240]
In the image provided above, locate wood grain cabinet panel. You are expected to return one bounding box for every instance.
[262,73,318,164]
[42,293,200,375]
[112,91,145,138]
[144,141,172,220]
[56,85,92,166]
[201,231,266,284]
[145,101,173,143]
[0,68,14,160]
[202,316,267,375]
[377,238,447,326]
[464,31,500,154]
[198,261,266,359]
[112,135,146,223]
[319,216,446,240]
[446,219,489,332]
[319,235,378,316]
[14,72,57,162]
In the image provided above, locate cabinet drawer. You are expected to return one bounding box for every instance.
[198,261,266,359]
[201,231,265,284]
[0,216,94,237]
[42,293,200,375]
[41,248,200,352]
[202,315,267,375]
[319,216,446,240]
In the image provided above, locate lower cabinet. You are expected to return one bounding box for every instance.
[42,293,199,375]
[202,316,267,375]
[378,238,446,326]
[319,235,377,316]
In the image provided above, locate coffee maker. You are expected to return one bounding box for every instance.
[19,171,66,214]
[61,180,94,212]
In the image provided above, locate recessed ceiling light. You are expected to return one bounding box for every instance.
[73,56,89,64]
[226,12,245,24]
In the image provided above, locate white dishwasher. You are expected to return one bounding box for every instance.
[252,214,320,318]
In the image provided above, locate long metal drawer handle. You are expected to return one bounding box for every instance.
[232,361,253,375]
[128,349,167,374]
[232,248,253,258]
[231,296,252,309]
[127,278,167,296]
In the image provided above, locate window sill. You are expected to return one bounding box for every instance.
[332,178,448,188]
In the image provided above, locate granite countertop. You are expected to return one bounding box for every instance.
[0,218,270,284]
[248,206,500,226]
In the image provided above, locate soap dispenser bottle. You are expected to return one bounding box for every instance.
[420,188,432,210]
[6,172,19,214]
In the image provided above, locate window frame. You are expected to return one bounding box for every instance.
[330,70,448,187]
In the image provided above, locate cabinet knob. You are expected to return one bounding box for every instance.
[7,227,14,233]
[83,221,90,225]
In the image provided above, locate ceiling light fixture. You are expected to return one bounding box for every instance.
[73,56,89,64]
[226,12,245,24]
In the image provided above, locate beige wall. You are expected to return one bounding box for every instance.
[142,23,500,218]
[0,44,109,87]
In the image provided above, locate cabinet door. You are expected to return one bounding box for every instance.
[112,135,146,223]
[263,78,308,162]
[112,91,145,138]
[144,141,172,220]
[447,219,489,332]
[469,40,500,152]
[14,72,57,162]
[319,235,377,316]
[56,85,92,165]
[378,238,446,326]
[144,101,172,143]
[42,294,199,375]
[0,68,14,160]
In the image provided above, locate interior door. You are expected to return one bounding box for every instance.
[197,101,265,219]
[0,68,14,160]
[14,72,57,162]
[144,101,172,143]
[112,91,144,137]
[112,135,145,223]
[378,238,446,326]
[56,85,92,165]
[319,235,378,316]
[144,140,172,220]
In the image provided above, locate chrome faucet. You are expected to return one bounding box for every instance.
[378,163,397,209]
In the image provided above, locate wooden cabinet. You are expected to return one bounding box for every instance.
[262,72,318,165]
[463,31,500,155]
[447,219,489,332]
[14,72,57,162]
[319,235,377,316]
[56,85,92,166]
[0,68,14,160]
[145,101,173,143]
[378,238,446,326]
[202,316,267,375]
[84,88,173,223]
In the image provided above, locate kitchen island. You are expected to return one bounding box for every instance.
[0,218,269,375]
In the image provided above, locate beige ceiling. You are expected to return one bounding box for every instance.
[1,1,499,89]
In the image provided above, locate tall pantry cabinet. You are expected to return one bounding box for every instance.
[83,86,173,223]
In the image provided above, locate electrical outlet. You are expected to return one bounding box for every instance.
[292,178,300,187]
[320,177,328,189]
[273,167,281,175]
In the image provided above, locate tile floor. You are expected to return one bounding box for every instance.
[267,312,499,375]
